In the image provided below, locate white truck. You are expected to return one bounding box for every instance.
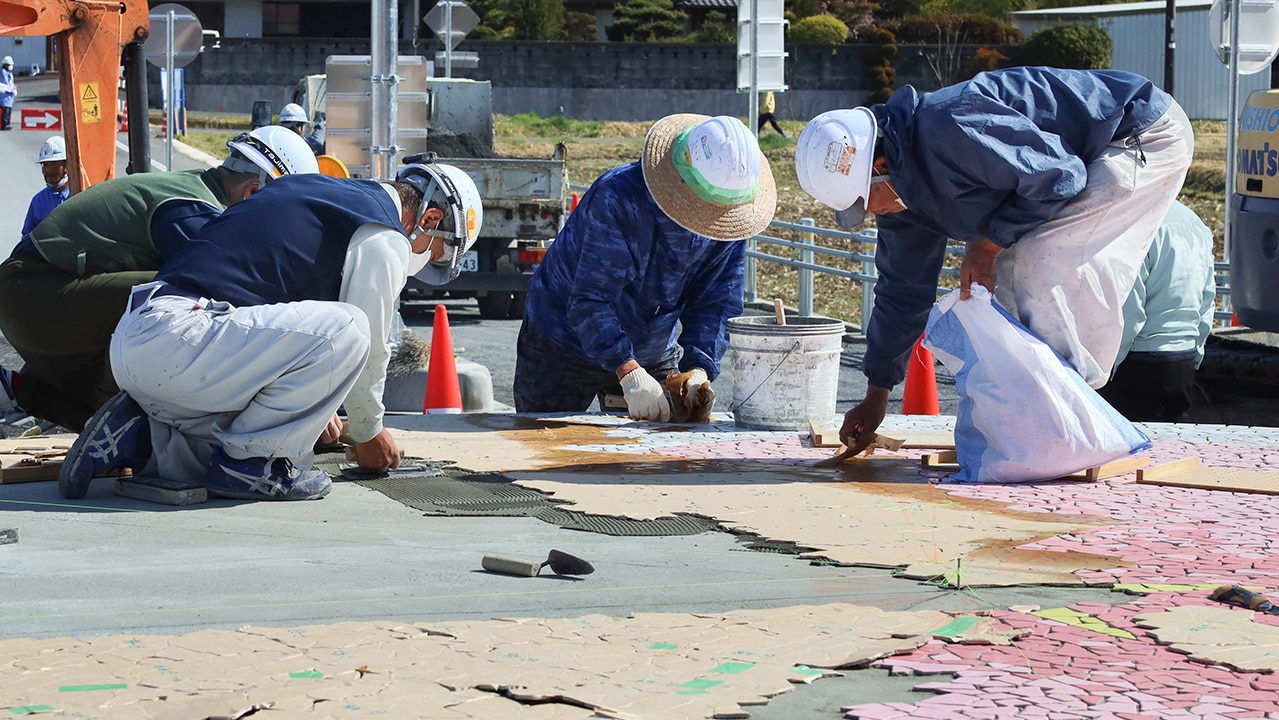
[295,71,569,319]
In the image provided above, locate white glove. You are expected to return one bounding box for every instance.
[686,368,709,388]
[620,368,671,422]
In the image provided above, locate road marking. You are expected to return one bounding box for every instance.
[116,139,167,171]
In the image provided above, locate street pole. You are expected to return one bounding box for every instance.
[445,0,454,78]
[748,0,759,138]
[371,0,399,179]
[1226,0,1241,266]
[1164,0,1176,95]
[166,9,175,172]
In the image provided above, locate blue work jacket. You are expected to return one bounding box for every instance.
[21,184,68,237]
[864,67,1173,389]
[525,162,745,378]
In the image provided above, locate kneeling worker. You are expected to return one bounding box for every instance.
[0,126,318,432]
[514,114,776,420]
[58,162,482,501]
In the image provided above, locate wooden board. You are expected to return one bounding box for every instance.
[0,451,65,484]
[1081,455,1150,481]
[808,421,841,448]
[921,450,958,469]
[1136,463,1279,496]
[1137,457,1200,482]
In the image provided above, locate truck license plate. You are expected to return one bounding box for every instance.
[460,250,478,272]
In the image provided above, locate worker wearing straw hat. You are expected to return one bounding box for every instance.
[515,114,776,421]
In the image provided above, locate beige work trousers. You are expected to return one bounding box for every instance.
[994,102,1195,389]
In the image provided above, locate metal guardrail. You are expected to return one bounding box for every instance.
[566,183,1236,329]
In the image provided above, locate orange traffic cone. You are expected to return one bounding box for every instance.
[569,193,580,213]
[423,304,463,414]
[901,333,939,415]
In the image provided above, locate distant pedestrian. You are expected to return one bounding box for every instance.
[22,136,70,237]
[0,56,16,131]
[758,91,785,137]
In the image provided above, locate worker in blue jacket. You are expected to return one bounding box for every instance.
[21,136,70,236]
[1100,201,1216,422]
[515,114,776,421]
[794,67,1194,452]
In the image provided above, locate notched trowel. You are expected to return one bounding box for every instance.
[340,462,443,480]
[481,549,596,578]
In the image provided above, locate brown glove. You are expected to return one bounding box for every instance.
[665,369,716,423]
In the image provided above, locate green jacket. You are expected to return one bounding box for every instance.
[30,168,229,276]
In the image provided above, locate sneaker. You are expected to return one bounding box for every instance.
[59,391,151,499]
[205,448,332,501]
[0,364,21,417]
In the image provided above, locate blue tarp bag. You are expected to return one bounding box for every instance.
[923,286,1151,483]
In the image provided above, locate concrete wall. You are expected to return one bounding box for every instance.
[169,39,999,120]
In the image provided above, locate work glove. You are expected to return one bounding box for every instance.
[620,368,671,422]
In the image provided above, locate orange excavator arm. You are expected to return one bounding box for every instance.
[0,0,149,193]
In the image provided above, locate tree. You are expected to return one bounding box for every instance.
[565,11,599,41]
[607,0,689,41]
[1019,24,1112,68]
[506,0,566,39]
[467,0,512,39]
[788,14,850,44]
[691,10,735,43]
[888,13,1022,85]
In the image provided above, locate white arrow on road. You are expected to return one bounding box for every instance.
[23,111,59,128]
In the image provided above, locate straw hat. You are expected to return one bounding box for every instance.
[642,113,776,241]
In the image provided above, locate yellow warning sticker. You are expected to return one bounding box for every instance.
[79,82,101,124]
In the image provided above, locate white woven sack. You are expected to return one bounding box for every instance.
[923,286,1150,483]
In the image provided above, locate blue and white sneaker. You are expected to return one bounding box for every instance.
[205,448,332,501]
[59,391,151,499]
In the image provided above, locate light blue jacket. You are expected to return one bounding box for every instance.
[864,67,1174,388]
[524,162,745,378]
[1116,201,1216,368]
[0,67,14,108]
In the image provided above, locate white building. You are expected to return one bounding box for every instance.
[1010,0,1270,120]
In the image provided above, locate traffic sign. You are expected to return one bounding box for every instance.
[144,3,204,69]
[20,108,62,130]
[424,0,479,51]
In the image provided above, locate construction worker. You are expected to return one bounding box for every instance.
[513,114,776,420]
[58,164,483,502]
[1099,201,1217,422]
[0,56,15,131]
[280,102,324,155]
[0,126,318,433]
[794,67,1194,453]
[21,136,69,236]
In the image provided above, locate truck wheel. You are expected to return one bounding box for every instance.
[477,292,513,320]
[509,292,527,320]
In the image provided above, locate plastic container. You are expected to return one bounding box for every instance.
[727,315,845,430]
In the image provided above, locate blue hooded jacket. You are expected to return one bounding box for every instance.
[864,67,1174,389]
[525,162,745,378]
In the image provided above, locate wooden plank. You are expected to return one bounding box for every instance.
[894,431,955,450]
[1082,455,1150,481]
[1136,457,1201,482]
[921,450,958,469]
[0,459,63,484]
[808,421,842,448]
[1137,465,1279,495]
[872,433,906,452]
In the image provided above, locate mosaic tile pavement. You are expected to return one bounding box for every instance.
[540,416,1279,718]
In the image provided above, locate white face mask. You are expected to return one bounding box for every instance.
[406,248,431,278]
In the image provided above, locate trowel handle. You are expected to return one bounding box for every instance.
[481,555,541,577]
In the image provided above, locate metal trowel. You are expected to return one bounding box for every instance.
[481,549,595,577]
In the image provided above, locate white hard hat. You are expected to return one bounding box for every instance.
[279,103,308,124]
[1,56,12,67]
[795,107,878,228]
[224,124,320,181]
[38,136,67,163]
[396,161,483,285]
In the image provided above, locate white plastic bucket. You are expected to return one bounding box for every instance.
[727,315,845,430]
